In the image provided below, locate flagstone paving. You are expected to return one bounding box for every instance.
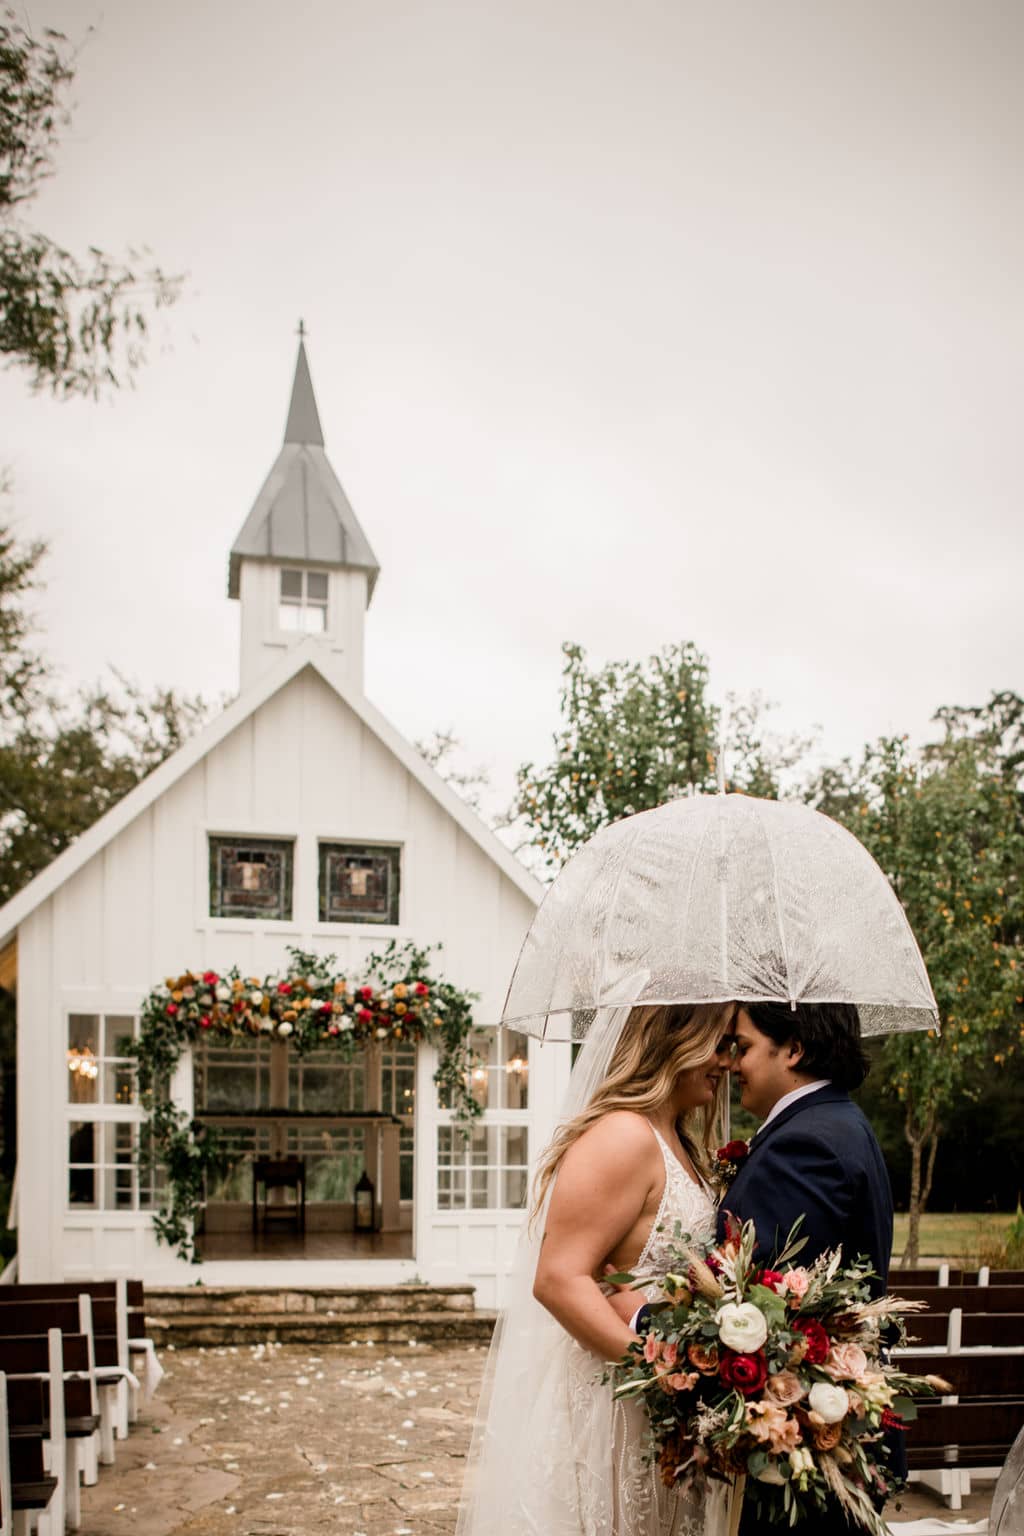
[79,1341,991,1535]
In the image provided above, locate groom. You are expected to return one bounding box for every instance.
[718,1001,900,1534]
[716,1000,893,1287]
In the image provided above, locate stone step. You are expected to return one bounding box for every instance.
[146,1284,475,1318]
[147,1309,497,1347]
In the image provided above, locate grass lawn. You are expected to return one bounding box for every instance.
[891,1210,1015,1263]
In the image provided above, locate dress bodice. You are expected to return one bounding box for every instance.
[630,1125,717,1300]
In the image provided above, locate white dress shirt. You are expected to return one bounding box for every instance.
[753,1078,831,1139]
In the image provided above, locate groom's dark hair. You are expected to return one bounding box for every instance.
[744,1001,870,1090]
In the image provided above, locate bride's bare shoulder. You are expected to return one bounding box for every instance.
[567,1110,658,1162]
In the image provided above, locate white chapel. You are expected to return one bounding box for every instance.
[0,339,565,1306]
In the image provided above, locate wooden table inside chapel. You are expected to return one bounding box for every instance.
[197,1110,406,1234]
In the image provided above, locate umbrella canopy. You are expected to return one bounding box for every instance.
[501,793,938,1040]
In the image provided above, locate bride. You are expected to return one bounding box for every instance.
[456,1001,737,1536]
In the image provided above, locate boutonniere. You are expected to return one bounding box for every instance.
[711,1138,750,1194]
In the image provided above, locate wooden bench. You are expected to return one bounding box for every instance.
[901,1307,1024,1351]
[1,1372,60,1536]
[900,1284,1024,1314]
[0,1300,128,1465]
[5,1284,155,1414]
[0,1335,100,1530]
[905,1351,1024,1512]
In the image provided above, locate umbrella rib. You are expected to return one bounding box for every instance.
[760,803,795,1005]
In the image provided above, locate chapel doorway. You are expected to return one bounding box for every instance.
[193,1036,414,1260]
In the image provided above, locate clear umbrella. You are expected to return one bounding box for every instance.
[501,793,938,1040]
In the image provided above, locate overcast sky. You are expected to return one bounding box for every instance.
[3,0,1022,818]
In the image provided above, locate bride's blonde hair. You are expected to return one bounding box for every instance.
[530,1001,734,1221]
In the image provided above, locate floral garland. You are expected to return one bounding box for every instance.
[131,942,480,1262]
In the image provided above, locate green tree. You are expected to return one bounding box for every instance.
[1,11,181,395]
[811,726,1024,1264]
[0,527,209,905]
[515,640,808,870]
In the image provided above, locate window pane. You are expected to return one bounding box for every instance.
[280,569,303,599]
[503,1126,529,1167]
[69,1015,98,1053]
[104,1059,136,1106]
[319,843,400,925]
[301,605,326,634]
[502,1030,530,1109]
[279,603,302,630]
[503,1168,528,1208]
[68,1122,97,1207]
[306,571,329,601]
[104,1016,135,1057]
[437,1127,455,1162]
[67,1015,100,1104]
[210,837,294,920]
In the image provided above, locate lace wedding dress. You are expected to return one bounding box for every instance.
[457,1118,730,1536]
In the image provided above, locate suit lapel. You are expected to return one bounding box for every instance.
[748,1086,851,1151]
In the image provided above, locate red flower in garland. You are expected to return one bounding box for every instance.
[414,981,429,997]
[278,982,292,996]
[718,1349,768,1396]
[199,1016,212,1030]
[166,1003,178,1016]
[357,1007,373,1024]
[359,985,374,1001]
[793,1318,830,1365]
[202,970,219,985]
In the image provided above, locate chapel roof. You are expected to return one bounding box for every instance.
[227,335,380,600]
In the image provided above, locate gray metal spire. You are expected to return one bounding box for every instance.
[283,326,324,446]
[228,332,380,600]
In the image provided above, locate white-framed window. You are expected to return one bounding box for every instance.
[279,567,328,633]
[463,1027,530,1111]
[436,1124,529,1211]
[66,1013,159,1212]
[436,1029,530,1210]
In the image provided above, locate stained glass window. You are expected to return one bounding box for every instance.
[209,837,294,920]
[318,842,400,925]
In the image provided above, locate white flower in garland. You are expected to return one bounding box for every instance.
[278,1021,293,1037]
[215,983,231,1002]
[250,989,264,1006]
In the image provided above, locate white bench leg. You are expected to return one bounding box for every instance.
[64,1442,81,1531]
[78,1434,98,1486]
[97,1386,117,1464]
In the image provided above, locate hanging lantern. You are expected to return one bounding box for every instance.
[354,1169,376,1234]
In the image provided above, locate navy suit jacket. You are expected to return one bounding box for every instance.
[714,1087,894,1290]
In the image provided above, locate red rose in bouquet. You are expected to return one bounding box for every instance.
[718,1139,750,1164]
[793,1317,830,1365]
[718,1348,768,1396]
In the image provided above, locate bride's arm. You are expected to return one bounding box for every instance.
[532,1111,659,1361]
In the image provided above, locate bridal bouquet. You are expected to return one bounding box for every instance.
[611,1218,947,1535]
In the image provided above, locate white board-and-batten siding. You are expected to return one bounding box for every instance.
[16,663,552,1303]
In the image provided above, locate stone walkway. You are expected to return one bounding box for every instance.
[79,1342,991,1535]
[80,1340,486,1536]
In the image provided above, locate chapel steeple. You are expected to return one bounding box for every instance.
[228,329,380,693]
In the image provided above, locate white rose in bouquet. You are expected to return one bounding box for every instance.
[716,1302,768,1353]
[808,1382,849,1424]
